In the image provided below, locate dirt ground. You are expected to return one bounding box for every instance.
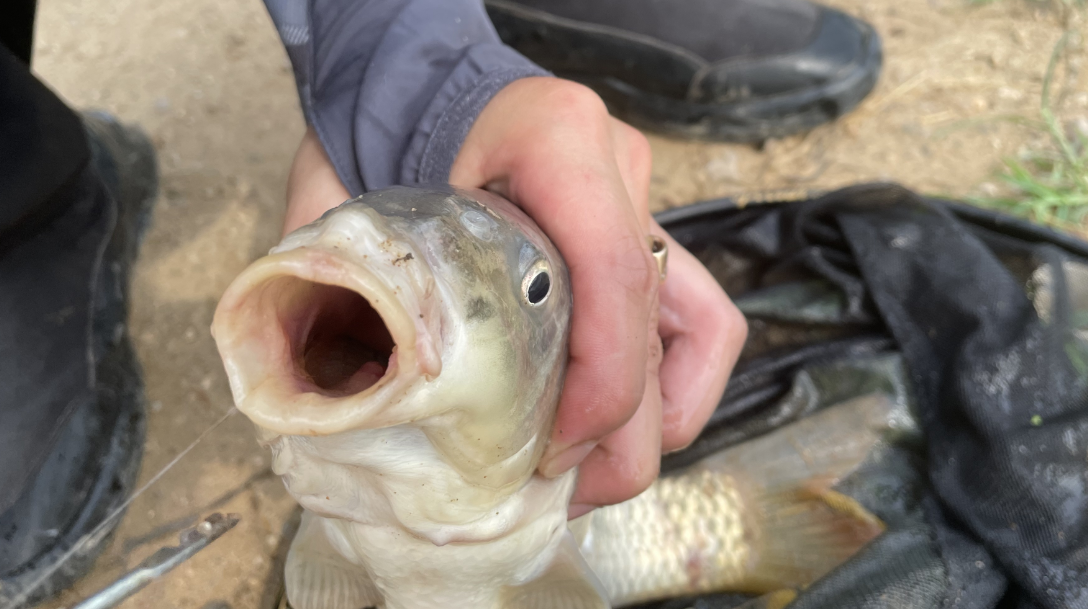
[27,0,1085,607]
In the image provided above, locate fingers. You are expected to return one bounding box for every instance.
[655,225,748,452]
[449,78,659,479]
[568,295,664,517]
[284,127,351,235]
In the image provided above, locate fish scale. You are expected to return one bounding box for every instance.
[579,470,753,604]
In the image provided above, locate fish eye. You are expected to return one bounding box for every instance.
[522,262,551,306]
[527,272,550,304]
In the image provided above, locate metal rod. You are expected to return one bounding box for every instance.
[72,513,240,609]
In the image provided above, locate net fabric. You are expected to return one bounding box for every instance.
[647,183,1088,609]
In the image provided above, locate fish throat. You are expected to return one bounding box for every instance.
[263,277,398,397]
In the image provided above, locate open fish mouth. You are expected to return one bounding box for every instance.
[211,206,443,437]
[251,269,398,397]
[292,281,393,395]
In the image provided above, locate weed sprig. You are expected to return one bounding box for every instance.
[972,32,1088,232]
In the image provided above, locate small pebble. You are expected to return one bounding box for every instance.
[997,87,1024,102]
[703,151,740,182]
[1073,117,1088,139]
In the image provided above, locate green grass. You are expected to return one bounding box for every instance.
[971,32,1088,234]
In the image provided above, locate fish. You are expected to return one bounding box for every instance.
[211,186,892,609]
[213,186,588,609]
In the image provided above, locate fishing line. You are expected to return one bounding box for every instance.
[10,406,239,607]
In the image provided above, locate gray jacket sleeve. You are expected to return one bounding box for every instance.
[262,0,549,195]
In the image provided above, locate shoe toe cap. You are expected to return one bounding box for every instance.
[694,8,881,103]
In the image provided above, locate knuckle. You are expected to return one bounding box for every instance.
[543,80,610,127]
[594,375,645,431]
[613,238,658,301]
[702,280,748,345]
[553,80,608,112]
[721,295,749,344]
[629,266,658,302]
[625,451,660,497]
[666,419,702,452]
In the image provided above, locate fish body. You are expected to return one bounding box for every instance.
[213,187,892,609]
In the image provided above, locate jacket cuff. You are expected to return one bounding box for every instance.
[402,45,550,186]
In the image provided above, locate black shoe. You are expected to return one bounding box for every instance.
[0,112,157,608]
[486,0,882,141]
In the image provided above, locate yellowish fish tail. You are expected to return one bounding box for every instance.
[702,394,892,594]
[737,478,884,593]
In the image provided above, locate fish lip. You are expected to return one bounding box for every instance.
[212,245,439,436]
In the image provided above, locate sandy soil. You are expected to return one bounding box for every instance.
[27,0,1085,607]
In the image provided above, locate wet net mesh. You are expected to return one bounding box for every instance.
[643,183,1088,609]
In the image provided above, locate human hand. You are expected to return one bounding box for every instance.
[449,77,747,518]
[282,78,747,519]
[282,127,353,236]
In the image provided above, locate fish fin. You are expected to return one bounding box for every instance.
[698,393,898,485]
[502,531,612,609]
[737,478,885,592]
[285,511,385,609]
[567,512,592,546]
[711,394,892,593]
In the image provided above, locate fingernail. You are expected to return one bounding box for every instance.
[540,441,596,479]
[568,503,595,520]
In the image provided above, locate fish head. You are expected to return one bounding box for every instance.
[212,186,571,480]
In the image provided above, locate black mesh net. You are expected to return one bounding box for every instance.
[644,183,1088,609]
